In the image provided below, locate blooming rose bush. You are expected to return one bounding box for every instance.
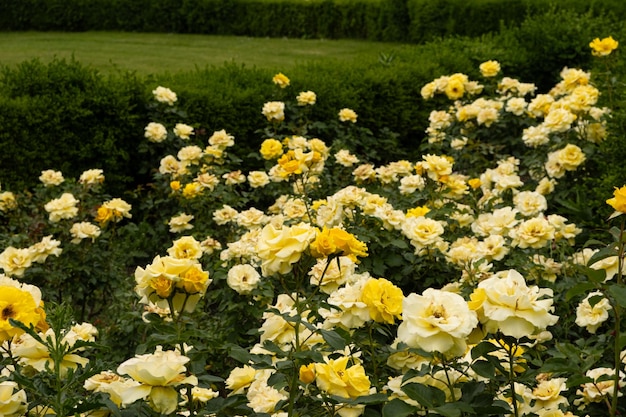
[0,36,625,416]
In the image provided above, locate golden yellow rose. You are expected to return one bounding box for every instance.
[361,278,403,324]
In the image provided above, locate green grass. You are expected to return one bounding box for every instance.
[0,31,406,75]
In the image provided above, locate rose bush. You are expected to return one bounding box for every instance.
[0,36,625,416]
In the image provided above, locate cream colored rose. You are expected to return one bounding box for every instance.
[352,163,376,182]
[575,291,612,333]
[574,367,625,407]
[335,149,360,167]
[167,236,203,260]
[44,192,79,222]
[177,145,203,165]
[338,108,357,123]
[213,205,238,225]
[513,191,547,217]
[469,269,558,338]
[530,377,568,413]
[168,213,194,233]
[236,207,268,230]
[173,123,194,139]
[522,125,550,148]
[152,86,177,105]
[296,90,316,106]
[117,346,197,414]
[225,365,257,394]
[39,169,64,186]
[256,222,316,276]
[398,288,478,356]
[262,101,285,122]
[309,256,355,293]
[247,171,270,188]
[0,246,33,277]
[0,381,27,416]
[509,216,555,249]
[79,169,104,186]
[247,378,287,414]
[208,129,235,148]
[401,216,445,254]
[0,191,17,212]
[70,222,101,244]
[84,371,146,407]
[144,122,168,143]
[320,275,371,329]
[227,264,261,294]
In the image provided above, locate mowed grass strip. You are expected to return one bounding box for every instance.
[0,31,406,75]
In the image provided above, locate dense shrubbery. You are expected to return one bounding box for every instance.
[2,0,626,43]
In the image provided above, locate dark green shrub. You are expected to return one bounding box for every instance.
[0,58,149,194]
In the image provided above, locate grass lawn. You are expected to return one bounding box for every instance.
[0,31,406,75]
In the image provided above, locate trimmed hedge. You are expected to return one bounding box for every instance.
[0,59,149,194]
[1,0,625,43]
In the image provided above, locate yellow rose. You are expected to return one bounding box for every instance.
[260,138,284,160]
[272,72,290,88]
[479,60,501,77]
[299,363,316,384]
[225,365,257,394]
[179,264,210,294]
[152,86,177,105]
[338,108,358,123]
[256,222,316,276]
[589,36,618,56]
[309,227,338,258]
[0,286,41,342]
[314,356,370,399]
[607,185,626,213]
[296,90,316,106]
[0,381,27,415]
[361,278,403,324]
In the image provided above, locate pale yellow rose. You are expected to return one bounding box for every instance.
[0,381,27,416]
[574,367,625,407]
[84,371,147,407]
[509,216,555,249]
[262,101,285,122]
[247,171,270,188]
[256,222,316,276]
[225,365,257,394]
[167,236,203,260]
[117,346,197,414]
[152,86,177,105]
[173,123,194,139]
[44,192,79,222]
[335,149,360,167]
[401,216,445,254]
[79,169,104,186]
[296,90,316,106]
[575,291,612,333]
[177,145,203,165]
[208,129,235,148]
[0,247,33,278]
[398,288,478,356]
[39,169,64,186]
[469,269,558,338]
[338,108,357,123]
[169,213,194,233]
[227,264,261,294]
[70,222,101,244]
[144,122,168,143]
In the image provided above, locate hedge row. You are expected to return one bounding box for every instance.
[1,0,625,43]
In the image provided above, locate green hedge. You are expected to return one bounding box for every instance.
[1,0,625,43]
[0,59,148,194]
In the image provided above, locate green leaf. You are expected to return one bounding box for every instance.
[607,284,626,307]
[433,402,474,417]
[402,383,446,408]
[382,398,418,417]
[471,341,499,359]
[565,281,598,301]
[321,329,347,351]
[228,345,251,364]
[470,360,496,380]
